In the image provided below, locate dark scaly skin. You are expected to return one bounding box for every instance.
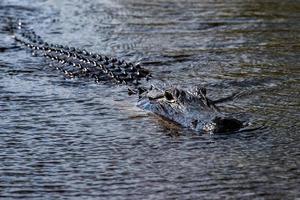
[11,20,244,134]
[137,85,243,133]
[14,22,151,86]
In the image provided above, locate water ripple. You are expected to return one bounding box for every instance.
[0,0,299,199]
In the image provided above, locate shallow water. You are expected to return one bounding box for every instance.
[0,0,299,199]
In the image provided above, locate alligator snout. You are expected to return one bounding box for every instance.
[212,116,243,133]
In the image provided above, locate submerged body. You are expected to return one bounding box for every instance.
[10,20,244,134]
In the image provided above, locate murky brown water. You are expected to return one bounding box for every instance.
[0,0,299,199]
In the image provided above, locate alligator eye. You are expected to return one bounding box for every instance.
[164,91,174,101]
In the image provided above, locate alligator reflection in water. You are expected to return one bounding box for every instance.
[11,20,247,134]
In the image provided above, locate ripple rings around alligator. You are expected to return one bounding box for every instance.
[9,20,254,134]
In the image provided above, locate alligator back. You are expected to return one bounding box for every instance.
[12,20,150,86]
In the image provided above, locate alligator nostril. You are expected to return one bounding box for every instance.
[213,117,243,133]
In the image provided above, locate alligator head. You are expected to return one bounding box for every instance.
[137,85,243,134]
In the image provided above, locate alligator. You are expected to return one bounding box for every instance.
[9,20,247,134]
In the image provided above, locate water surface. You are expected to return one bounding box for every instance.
[0,0,299,199]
